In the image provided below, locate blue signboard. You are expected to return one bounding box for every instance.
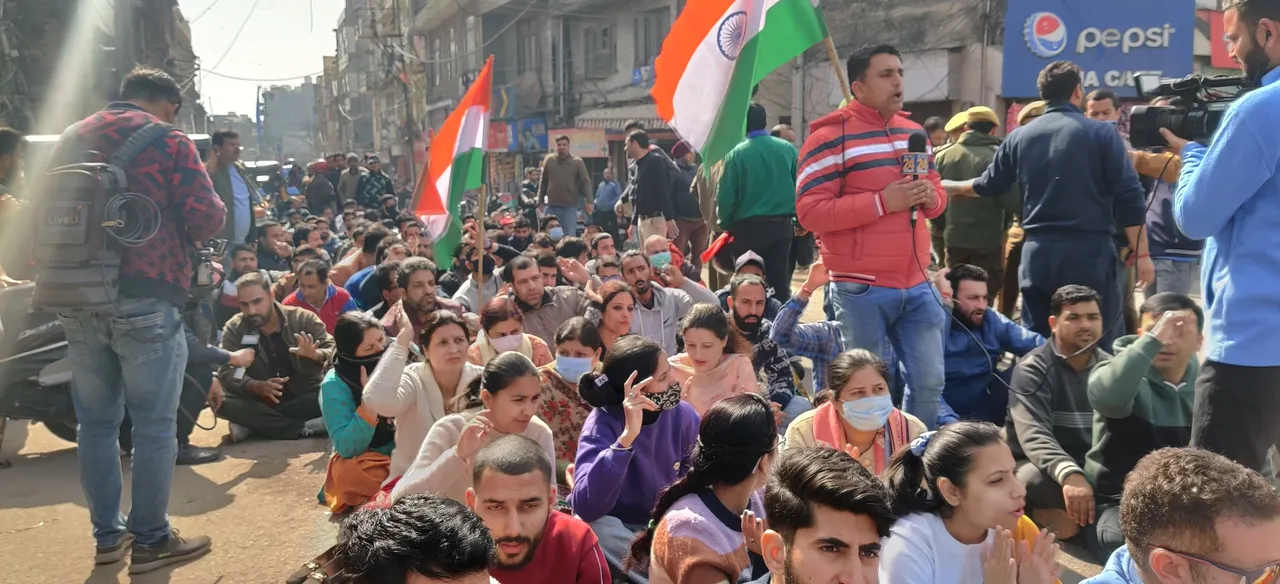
[517,116,548,153]
[1002,0,1194,98]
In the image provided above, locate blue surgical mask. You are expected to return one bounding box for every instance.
[555,355,594,383]
[840,394,894,432]
[601,274,622,283]
[549,226,565,240]
[649,251,673,271]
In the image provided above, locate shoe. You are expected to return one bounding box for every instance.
[227,423,253,443]
[128,530,212,574]
[176,444,222,466]
[300,417,327,438]
[95,532,135,564]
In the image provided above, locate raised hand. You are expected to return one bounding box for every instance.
[1016,529,1063,584]
[741,509,767,556]
[456,411,493,463]
[982,526,1017,584]
[619,372,658,449]
[290,332,321,361]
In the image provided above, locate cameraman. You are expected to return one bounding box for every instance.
[54,67,225,570]
[1163,0,1280,474]
[1130,97,1202,298]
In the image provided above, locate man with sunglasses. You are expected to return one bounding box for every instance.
[1083,447,1280,584]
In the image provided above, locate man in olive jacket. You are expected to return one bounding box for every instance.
[208,130,263,245]
[935,107,1021,305]
[216,272,334,442]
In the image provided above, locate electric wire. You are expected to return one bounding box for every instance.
[207,0,263,71]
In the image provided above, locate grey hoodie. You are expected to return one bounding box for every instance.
[630,279,719,355]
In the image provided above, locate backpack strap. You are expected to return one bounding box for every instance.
[108,122,172,169]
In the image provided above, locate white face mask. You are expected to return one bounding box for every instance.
[840,394,894,431]
[489,333,523,353]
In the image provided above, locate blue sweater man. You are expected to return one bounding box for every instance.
[1170,62,1280,473]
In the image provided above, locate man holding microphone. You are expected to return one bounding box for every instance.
[1164,0,1280,474]
[795,43,949,429]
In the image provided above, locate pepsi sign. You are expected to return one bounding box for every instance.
[1003,0,1194,98]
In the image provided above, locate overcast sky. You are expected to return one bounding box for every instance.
[179,0,345,116]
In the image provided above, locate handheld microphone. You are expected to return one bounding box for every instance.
[234,333,260,381]
[902,132,931,227]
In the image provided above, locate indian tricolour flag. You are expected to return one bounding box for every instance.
[652,0,827,168]
[414,55,493,260]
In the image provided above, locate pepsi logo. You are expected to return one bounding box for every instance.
[1025,12,1068,58]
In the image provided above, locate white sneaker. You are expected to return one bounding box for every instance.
[227,423,253,443]
[300,417,327,438]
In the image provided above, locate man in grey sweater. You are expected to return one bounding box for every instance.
[1007,284,1110,541]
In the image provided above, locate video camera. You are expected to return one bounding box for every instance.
[1128,73,1246,149]
[191,239,227,295]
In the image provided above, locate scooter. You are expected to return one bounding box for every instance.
[0,282,78,451]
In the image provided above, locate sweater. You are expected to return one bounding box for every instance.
[795,102,946,289]
[631,280,720,356]
[1173,66,1280,367]
[282,283,358,334]
[513,287,593,347]
[1082,546,1143,584]
[1007,340,1110,486]
[784,404,925,478]
[649,490,766,584]
[569,402,701,525]
[738,319,797,407]
[972,101,1146,239]
[490,511,610,584]
[361,343,484,480]
[467,332,554,368]
[942,308,1043,424]
[935,131,1021,250]
[668,353,762,416]
[390,411,557,503]
[717,132,798,228]
[879,513,1049,584]
[1085,334,1196,504]
[538,154,593,208]
[319,370,395,459]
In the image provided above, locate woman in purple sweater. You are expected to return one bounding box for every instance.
[571,335,700,584]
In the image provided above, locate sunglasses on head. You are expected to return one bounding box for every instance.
[1157,548,1280,584]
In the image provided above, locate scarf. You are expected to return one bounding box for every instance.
[334,350,396,450]
[812,401,910,476]
[476,330,534,365]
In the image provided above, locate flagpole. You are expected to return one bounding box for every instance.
[824,37,853,102]
[477,183,487,314]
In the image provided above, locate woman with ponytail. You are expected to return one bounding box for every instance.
[626,393,775,584]
[570,335,700,584]
[879,421,1062,584]
[319,312,396,512]
[389,351,556,504]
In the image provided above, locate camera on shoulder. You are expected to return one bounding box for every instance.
[1128,73,1246,149]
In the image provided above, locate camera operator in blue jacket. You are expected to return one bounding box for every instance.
[1162,0,1280,475]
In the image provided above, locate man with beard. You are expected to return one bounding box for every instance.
[1157,0,1280,477]
[726,274,809,429]
[217,272,334,443]
[255,220,293,272]
[754,447,895,584]
[619,250,718,355]
[1007,284,1111,541]
[381,257,467,339]
[503,255,592,345]
[715,251,781,321]
[467,435,607,584]
[282,259,358,334]
[935,264,1042,425]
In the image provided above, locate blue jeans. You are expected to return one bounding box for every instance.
[546,205,580,236]
[831,281,947,429]
[61,297,188,547]
[780,395,814,433]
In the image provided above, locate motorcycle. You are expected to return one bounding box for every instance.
[0,282,77,446]
[0,239,227,451]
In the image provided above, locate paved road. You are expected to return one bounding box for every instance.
[0,266,1110,583]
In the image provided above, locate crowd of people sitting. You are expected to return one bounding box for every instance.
[161,156,1267,584]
